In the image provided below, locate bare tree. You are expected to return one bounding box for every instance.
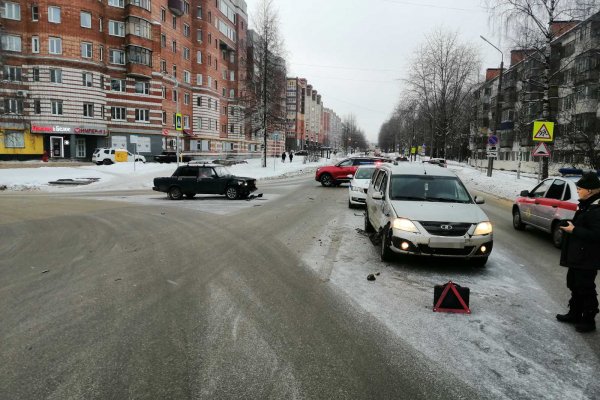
[242,0,287,167]
[340,114,368,154]
[486,0,599,175]
[405,28,481,159]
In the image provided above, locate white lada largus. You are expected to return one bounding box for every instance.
[365,164,493,267]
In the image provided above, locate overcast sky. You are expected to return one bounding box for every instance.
[244,0,509,143]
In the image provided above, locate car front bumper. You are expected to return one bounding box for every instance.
[348,188,367,204]
[388,229,493,258]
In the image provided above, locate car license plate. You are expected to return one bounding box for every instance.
[428,238,464,249]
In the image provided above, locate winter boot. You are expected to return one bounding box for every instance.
[556,299,582,324]
[575,314,596,333]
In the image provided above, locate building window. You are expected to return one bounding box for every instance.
[161,7,166,22]
[48,6,61,23]
[99,17,103,32]
[81,42,93,58]
[197,6,202,19]
[135,109,149,122]
[183,70,191,83]
[3,131,24,147]
[172,40,177,53]
[109,20,125,36]
[80,11,91,28]
[162,111,166,124]
[127,46,152,67]
[160,59,167,73]
[184,24,190,37]
[184,115,190,129]
[126,16,152,39]
[83,103,94,117]
[184,92,190,105]
[196,29,203,42]
[34,100,41,114]
[172,65,177,78]
[4,99,23,114]
[161,86,166,98]
[197,96,203,106]
[183,47,190,60]
[31,36,40,53]
[229,89,235,98]
[111,79,126,92]
[31,5,39,21]
[82,72,93,87]
[172,16,176,29]
[184,1,189,14]
[196,50,202,64]
[109,49,125,65]
[108,0,125,7]
[129,0,151,11]
[111,106,127,120]
[172,89,178,102]
[99,45,104,61]
[135,80,150,94]
[50,68,62,83]
[2,2,21,20]
[48,37,62,54]
[230,124,234,133]
[196,74,203,85]
[51,100,63,115]
[32,67,40,82]
[161,34,166,48]
[1,34,21,52]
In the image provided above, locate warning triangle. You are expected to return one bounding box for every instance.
[534,124,551,139]
[533,142,550,157]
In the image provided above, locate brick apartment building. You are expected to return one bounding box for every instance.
[471,13,599,173]
[0,0,259,160]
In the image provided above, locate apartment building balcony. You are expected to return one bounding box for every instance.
[499,130,515,148]
[574,69,599,84]
[573,99,599,115]
[168,0,184,16]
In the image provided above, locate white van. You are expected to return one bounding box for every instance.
[365,163,493,266]
[92,148,146,165]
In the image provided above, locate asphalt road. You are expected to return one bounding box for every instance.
[0,178,479,399]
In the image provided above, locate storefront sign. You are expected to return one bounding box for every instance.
[31,124,107,136]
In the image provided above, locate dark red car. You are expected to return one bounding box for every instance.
[315,157,392,187]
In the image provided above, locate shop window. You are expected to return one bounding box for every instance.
[4,131,24,148]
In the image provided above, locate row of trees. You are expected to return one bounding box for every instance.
[379,0,599,173]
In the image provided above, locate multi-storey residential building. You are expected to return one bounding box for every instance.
[471,14,599,172]
[285,76,306,150]
[0,0,257,160]
[304,84,322,148]
[322,107,341,148]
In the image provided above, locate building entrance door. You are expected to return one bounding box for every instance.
[50,136,64,158]
[75,138,86,158]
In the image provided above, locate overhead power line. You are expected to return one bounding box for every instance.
[379,0,484,12]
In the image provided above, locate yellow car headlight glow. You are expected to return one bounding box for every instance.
[474,221,493,235]
[392,218,419,233]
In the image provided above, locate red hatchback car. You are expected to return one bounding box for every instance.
[315,157,391,187]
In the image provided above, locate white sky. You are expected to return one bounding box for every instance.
[244,0,509,142]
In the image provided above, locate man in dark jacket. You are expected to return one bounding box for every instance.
[557,172,600,333]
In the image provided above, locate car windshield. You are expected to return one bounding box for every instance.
[213,166,232,177]
[389,175,471,203]
[355,168,376,179]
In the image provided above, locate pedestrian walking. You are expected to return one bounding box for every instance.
[557,171,600,333]
[281,151,286,163]
[289,151,294,163]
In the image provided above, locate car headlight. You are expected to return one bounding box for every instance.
[474,221,493,235]
[392,218,419,233]
[351,185,363,192]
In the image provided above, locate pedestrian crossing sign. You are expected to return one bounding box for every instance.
[532,121,554,142]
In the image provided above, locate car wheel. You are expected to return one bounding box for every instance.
[185,193,195,199]
[225,186,239,200]
[348,200,355,209]
[364,210,375,233]
[320,173,333,187]
[168,186,183,200]
[102,159,112,165]
[380,226,394,262]
[512,209,525,230]
[470,257,488,268]
[96,162,102,166]
[552,222,563,248]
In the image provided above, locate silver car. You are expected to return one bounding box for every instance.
[348,165,377,208]
[365,164,493,267]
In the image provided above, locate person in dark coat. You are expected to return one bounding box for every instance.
[557,171,600,333]
[289,151,294,163]
[281,151,286,163]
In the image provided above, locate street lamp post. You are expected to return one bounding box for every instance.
[175,78,181,167]
[480,35,504,178]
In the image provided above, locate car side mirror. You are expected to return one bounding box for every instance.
[474,196,485,204]
[520,190,530,197]
[372,192,384,200]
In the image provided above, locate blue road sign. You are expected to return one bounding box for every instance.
[488,135,498,145]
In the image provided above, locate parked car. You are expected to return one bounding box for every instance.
[423,158,447,167]
[153,163,258,200]
[512,170,583,248]
[348,165,377,208]
[153,151,192,163]
[315,156,392,187]
[92,148,146,165]
[294,150,308,156]
[365,163,493,266]
[395,156,410,162]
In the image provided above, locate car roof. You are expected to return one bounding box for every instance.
[381,163,457,177]
[184,162,221,167]
[356,164,377,170]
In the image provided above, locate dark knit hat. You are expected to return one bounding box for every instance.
[576,172,600,190]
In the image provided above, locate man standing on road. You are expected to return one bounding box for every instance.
[281,151,286,163]
[557,172,600,333]
[289,151,294,163]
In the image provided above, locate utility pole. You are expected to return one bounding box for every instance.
[481,35,503,178]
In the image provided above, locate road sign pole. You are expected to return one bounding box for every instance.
[487,157,493,177]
